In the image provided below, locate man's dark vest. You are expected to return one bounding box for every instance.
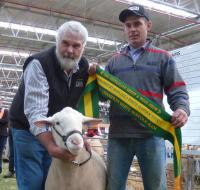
[9,46,89,130]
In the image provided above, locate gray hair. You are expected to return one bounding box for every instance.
[56,21,88,47]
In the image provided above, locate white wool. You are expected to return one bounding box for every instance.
[37,107,107,190]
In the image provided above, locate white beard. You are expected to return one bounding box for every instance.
[56,49,81,71]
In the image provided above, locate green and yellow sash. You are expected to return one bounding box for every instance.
[78,67,182,190]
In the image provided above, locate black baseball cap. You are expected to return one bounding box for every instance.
[119,5,149,22]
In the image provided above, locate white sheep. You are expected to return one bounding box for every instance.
[35,107,107,190]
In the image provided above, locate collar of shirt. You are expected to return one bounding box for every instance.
[128,41,149,62]
[64,63,79,78]
[63,63,80,88]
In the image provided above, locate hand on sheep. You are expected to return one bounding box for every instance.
[83,138,91,154]
[37,131,76,161]
[50,146,76,161]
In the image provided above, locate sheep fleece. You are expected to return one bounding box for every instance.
[45,150,107,190]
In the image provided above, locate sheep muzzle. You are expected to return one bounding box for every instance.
[52,126,82,149]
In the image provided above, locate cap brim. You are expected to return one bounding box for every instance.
[119,9,148,22]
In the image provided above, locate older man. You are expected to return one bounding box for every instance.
[9,21,90,190]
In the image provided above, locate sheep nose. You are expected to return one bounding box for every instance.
[71,139,82,145]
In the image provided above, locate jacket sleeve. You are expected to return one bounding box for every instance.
[24,59,51,136]
[161,55,190,116]
[0,109,8,127]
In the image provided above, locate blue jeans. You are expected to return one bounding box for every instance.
[106,136,166,190]
[12,128,52,190]
[0,136,7,173]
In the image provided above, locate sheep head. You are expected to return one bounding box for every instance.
[35,107,102,155]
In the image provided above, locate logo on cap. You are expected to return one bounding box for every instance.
[119,4,149,22]
[129,6,140,11]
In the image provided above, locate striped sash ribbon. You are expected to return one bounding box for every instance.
[78,67,182,190]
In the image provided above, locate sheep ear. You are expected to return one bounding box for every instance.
[34,117,54,127]
[82,116,102,128]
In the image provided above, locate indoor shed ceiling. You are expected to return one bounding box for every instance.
[0,0,200,108]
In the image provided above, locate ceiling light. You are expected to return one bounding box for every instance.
[88,37,120,46]
[0,21,57,35]
[0,50,29,57]
[0,21,120,46]
[116,0,198,18]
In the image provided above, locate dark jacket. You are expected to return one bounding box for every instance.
[0,108,8,136]
[106,42,190,138]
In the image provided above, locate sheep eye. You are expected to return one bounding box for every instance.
[56,122,60,125]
